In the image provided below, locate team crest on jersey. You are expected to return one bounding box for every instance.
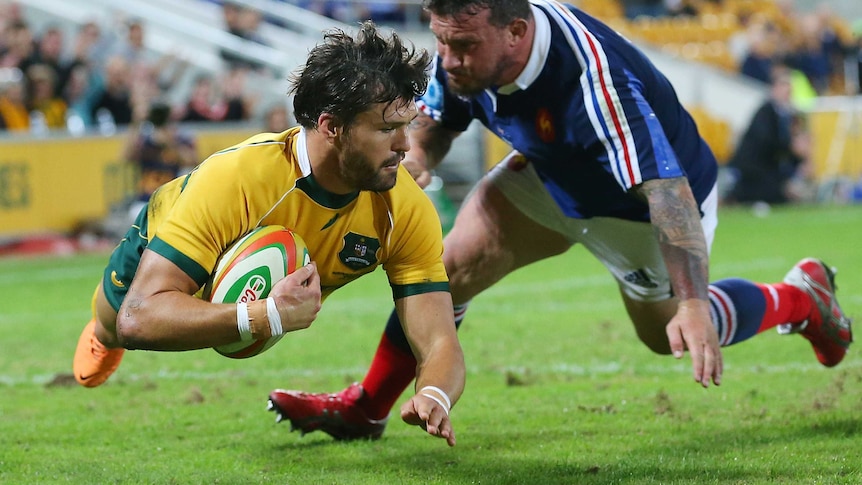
[535,108,555,143]
[339,232,380,270]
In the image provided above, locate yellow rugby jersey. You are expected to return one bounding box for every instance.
[146,127,448,301]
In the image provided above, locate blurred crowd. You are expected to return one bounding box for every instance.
[276,1,419,27]
[621,0,862,97]
[0,0,295,138]
[732,3,858,97]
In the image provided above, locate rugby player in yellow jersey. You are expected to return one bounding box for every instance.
[72,22,465,447]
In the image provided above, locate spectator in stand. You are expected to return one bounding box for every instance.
[0,19,33,69]
[124,101,198,210]
[621,0,666,19]
[364,2,408,25]
[60,22,102,88]
[665,0,699,18]
[73,21,108,68]
[262,101,292,132]
[111,19,189,96]
[21,25,67,95]
[0,65,27,132]
[181,69,252,123]
[319,1,361,24]
[62,63,98,132]
[727,65,813,206]
[785,13,833,95]
[855,21,862,94]
[25,63,66,130]
[0,1,23,33]
[220,3,269,72]
[739,19,784,85]
[220,66,254,121]
[90,55,134,127]
[181,74,220,122]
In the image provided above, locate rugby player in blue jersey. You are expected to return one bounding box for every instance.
[268,0,852,441]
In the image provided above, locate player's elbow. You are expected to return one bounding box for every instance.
[115,310,155,350]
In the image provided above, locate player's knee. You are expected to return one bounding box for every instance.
[638,334,672,355]
[632,321,673,354]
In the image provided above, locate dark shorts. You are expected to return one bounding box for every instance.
[102,204,150,312]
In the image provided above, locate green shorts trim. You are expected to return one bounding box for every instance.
[102,204,150,312]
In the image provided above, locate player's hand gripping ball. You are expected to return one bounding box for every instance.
[203,225,311,359]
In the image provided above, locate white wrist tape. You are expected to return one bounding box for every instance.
[236,302,252,341]
[266,297,283,337]
[420,385,451,409]
[421,393,449,415]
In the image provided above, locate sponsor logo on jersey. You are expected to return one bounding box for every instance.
[536,108,555,143]
[623,269,658,288]
[339,232,380,270]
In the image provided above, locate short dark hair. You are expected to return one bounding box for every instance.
[290,21,431,129]
[422,0,532,27]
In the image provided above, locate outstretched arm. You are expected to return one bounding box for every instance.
[636,176,721,388]
[396,291,465,447]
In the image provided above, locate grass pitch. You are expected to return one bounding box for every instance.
[1,204,860,484]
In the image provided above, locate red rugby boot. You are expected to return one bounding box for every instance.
[267,383,387,440]
[777,258,853,367]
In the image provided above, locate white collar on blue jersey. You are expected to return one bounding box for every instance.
[496,3,551,95]
[296,127,312,177]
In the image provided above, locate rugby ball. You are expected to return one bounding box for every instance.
[203,225,311,359]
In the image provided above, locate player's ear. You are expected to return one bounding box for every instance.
[317,113,342,141]
[508,18,529,45]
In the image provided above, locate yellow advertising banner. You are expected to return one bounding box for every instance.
[0,129,255,237]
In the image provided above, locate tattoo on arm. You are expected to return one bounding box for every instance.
[638,177,709,301]
[409,115,455,169]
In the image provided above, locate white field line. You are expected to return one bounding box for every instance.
[2,359,859,387]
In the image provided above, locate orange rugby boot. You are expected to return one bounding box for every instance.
[73,320,125,388]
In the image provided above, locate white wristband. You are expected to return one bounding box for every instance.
[266,297,283,336]
[420,385,452,409]
[421,393,449,415]
[236,302,252,341]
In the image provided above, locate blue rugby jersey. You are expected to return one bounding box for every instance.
[417,0,718,221]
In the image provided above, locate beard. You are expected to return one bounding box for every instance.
[340,147,401,192]
[446,62,507,96]
[446,73,488,96]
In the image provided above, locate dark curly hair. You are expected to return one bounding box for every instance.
[422,0,532,28]
[290,21,431,129]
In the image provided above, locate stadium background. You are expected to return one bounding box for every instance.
[2,0,862,246]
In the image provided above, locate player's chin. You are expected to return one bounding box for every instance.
[448,77,484,96]
[368,171,398,192]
